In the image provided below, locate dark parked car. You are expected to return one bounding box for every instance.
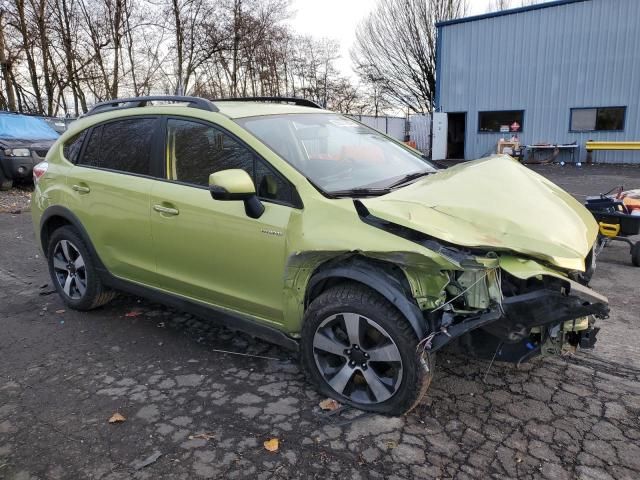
[0,112,60,190]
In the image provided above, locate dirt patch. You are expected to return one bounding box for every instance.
[0,185,33,214]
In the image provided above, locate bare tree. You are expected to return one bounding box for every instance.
[0,9,18,110]
[352,0,467,113]
[49,0,88,114]
[488,0,511,11]
[0,0,363,115]
[358,72,393,117]
[488,0,543,10]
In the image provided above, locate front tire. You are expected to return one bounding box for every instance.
[46,226,116,310]
[301,283,433,415]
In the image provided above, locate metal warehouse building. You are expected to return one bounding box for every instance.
[434,0,640,163]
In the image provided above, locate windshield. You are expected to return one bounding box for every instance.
[0,114,60,141]
[236,113,436,194]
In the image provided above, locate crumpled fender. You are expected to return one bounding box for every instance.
[304,256,428,339]
[499,254,569,281]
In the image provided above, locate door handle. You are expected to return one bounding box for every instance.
[72,184,90,194]
[153,204,179,216]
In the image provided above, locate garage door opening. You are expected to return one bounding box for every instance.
[447,112,466,159]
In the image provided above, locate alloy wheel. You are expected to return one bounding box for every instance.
[312,312,403,404]
[52,239,87,300]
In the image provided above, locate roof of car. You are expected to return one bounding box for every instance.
[83,96,332,120]
[63,100,333,141]
[214,101,331,119]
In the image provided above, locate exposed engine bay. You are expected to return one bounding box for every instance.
[419,261,608,365]
[347,199,609,366]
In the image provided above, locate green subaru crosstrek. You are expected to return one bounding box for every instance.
[32,96,608,415]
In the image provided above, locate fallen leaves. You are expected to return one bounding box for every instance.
[263,438,279,452]
[188,432,215,441]
[319,398,341,411]
[132,451,162,470]
[124,310,143,318]
[0,187,32,214]
[108,412,126,424]
[55,309,65,314]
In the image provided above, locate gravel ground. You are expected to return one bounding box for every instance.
[1,165,639,480]
[0,184,31,214]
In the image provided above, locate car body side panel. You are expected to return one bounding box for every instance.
[63,165,157,283]
[149,180,293,325]
[276,197,462,333]
[31,142,72,240]
[31,105,605,341]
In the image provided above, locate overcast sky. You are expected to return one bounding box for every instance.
[287,0,517,79]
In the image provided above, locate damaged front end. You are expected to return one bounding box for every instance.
[420,255,609,364]
[351,165,610,365]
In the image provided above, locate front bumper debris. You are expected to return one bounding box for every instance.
[483,279,608,342]
[425,277,609,355]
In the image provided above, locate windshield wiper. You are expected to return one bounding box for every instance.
[387,171,432,189]
[330,187,391,198]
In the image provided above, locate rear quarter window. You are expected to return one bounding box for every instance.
[63,131,87,163]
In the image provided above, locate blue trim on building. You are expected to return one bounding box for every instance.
[434,25,442,111]
[435,0,589,28]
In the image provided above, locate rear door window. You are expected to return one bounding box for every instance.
[78,118,158,175]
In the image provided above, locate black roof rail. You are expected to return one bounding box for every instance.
[214,96,323,109]
[85,95,218,116]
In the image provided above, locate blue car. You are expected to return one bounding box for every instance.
[0,113,60,190]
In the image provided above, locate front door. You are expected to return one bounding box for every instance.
[150,118,298,326]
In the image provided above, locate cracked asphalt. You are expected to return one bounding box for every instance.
[1,164,639,479]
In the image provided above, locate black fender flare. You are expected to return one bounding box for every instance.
[39,205,108,274]
[305,258,427,339]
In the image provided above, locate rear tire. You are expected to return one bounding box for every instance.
[300,282,433,415]
[632,242,640,267]
[46,226,117,310]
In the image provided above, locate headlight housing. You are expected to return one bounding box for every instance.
[4,148,31,157]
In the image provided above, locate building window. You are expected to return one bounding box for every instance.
[570,107,625,132]
[478,110,523,133]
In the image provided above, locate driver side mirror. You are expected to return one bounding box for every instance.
[209,169,265,219]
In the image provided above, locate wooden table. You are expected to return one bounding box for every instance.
[524,144,579,164]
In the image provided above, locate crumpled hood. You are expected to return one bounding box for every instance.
[361,155,598,271]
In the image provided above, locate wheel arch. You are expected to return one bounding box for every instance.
[39,206,106,272]
[304,256,428,339]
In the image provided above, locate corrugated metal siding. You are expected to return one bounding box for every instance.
[349,115,407,141]
[438,0,640,163]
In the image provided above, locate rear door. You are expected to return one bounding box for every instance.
[65,116,162,284]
